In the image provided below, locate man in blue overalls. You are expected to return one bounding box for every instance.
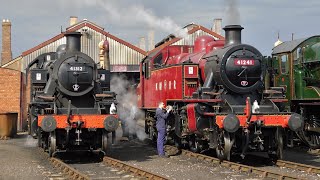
[155,102,172,158]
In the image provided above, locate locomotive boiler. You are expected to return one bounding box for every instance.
[27,32,119,156]
[137,25,303,160]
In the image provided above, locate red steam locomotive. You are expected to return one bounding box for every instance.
[137,25,303,161]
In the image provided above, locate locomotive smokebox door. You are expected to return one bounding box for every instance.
[31,69,47,84]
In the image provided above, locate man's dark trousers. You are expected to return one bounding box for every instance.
[157,128,166,155]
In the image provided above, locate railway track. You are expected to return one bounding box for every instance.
[276,160,320,174]
[103,156,168,180]
[166,145,320,180]
[40,148,168,180]
[50,157,90,180]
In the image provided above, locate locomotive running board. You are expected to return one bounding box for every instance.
[166,99,223,103]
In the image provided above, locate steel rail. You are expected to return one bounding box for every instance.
[50,157,90,180]
[166,146,305,180]
[103,156,169,180]
[276,160,320,175]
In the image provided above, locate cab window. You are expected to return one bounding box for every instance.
[143,60,151,79]
[153,53,163,69]
[293,47,302,65]
[280,54,289,74]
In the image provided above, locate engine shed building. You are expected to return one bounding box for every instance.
[2,18,147,81]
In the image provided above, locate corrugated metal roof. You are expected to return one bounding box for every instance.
[272,38,307,55]
[67,20,104,31]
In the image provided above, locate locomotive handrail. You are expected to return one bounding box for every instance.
[95,94,114,98]
[245,97,252,123]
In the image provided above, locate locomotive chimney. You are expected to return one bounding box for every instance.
[223,25,243,46]
[65,32,82,52]
[212,18,222,35]
[69,16,78,26]
[148,30,155,51]
[139,36,146,51]
[1,19,12,65]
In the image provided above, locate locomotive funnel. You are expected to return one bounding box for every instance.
[65,32,82,52]
[223,25,243,46]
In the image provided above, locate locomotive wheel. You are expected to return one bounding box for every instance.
[27,107,31,135]
[37,128,42,148]
[269,128,283,161]
[48,131,57,157]
[102,130,108,154]
[149,125,157,142]
[189,136,200,153]
[294,106,320,149]
[296,115,320,149]
[216,131,233,161]
[30,115,38,139]
[297,130,320,149]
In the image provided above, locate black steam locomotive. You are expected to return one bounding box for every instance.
[27,32,119,156]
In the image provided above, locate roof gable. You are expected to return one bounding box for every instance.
[22,20,147,56]
[147,24,224,55]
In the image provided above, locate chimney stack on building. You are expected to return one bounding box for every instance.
[148,30,155,51]
[1,19,12,65]
[212,18,222,36]
[139,37,146,51]
[69,16,78,26]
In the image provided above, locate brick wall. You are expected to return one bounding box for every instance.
[0,68,26,131]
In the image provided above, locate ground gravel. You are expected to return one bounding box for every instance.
[0,133,64,180]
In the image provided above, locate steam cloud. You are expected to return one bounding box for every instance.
[24,135,38,147]
[110,75,147,141]
[62,0,188,38]
[225,0,241,25]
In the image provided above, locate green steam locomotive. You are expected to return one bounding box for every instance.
[267,36,320,149]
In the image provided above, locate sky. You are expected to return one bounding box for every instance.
[1,0,320,59]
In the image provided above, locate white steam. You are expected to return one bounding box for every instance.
[24,135,38,147]
[225,0,241,25]
[110,75,147,141]
[61,0,188,38]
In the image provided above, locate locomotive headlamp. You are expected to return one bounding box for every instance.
[288,113,303,131]
[104,116,119,132]
[223,114,240,133]
[41,116,57,132]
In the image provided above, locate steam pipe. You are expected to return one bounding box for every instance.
[203,72,214,88]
